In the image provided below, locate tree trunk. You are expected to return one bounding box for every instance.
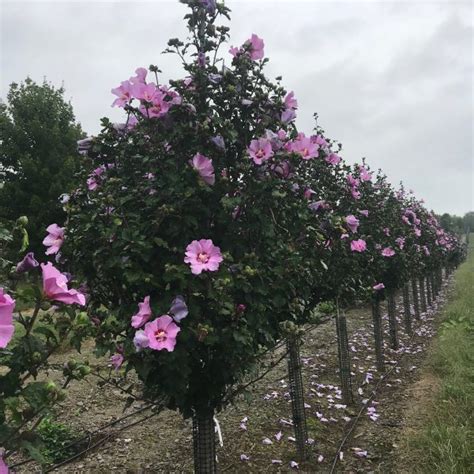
[426,275,432,307]
[193,409,217,474]
[402,283,412,335]
[411,279,420,320]
[371,298,385,372]
[419,277,427,313]
[335,302,353,404]
[287,336,308,461]
[387,290,398,350]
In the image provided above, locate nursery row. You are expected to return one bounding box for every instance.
[0,1,466,472]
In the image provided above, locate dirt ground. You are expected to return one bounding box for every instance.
[10,278,452,473]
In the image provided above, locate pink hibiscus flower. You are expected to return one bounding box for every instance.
[325,153,341,165]
[110,352,124,371]
[351,188,361,200]
[41,263,86,306]
[287,133,319,160]
[129,67,147,85]
[143,315,180,351]
[345,215,360,233]
[190,153,215,185]
[184,239,223,275]
[131,296,152,328]
[350,239,367,252]
[395,237,405,249]
[133,330,150,351]
[42,224,64,255]
[373,283,385,291]
[347,174,359,187]
[248,138,274,165]
[281,91,298,123]
[359,165,372,182]
[246,34,265,60]
[111,80,133,107]
[0,288,15,349]
[132,82,158,102]
[381,247,395,257]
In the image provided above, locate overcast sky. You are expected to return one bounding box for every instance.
[1,0,473,215]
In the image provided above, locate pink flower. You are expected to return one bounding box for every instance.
[248,138,274,165]
[246,34,265,60]
[0,455,9,474]
[272,160,291,178]
[345,215,360,233]
[42,224,64,255]
[359,165,372,182]
[190,153,215,185]
[383,227,390,236]
[281,91,297,122]
[304,188,316,200]
[414,227,421,237]
[359,209,369,217]
[131,296,152,328]
[133,330,150,351]
[288,133,319,160]
[110,352,124,371]
[41,263,86,306]
[312,135,328,147]
[381,247,395,257]
[351,188,361,200]
[326,153,341,165]
[139,89,171,118]
[347,174,359,187]
[395,237,405,249]
[132,82,158,102]
[351,239,367,252]
[169,296,188,322]
[129,67,147,84]
[284,91,298,109]
[184,239,223,275]
[87,177,98,191]
[0,288,15,349]
[111,80,133,107]
[143,315,180,351]
[16,252,39,273]
[229,46,240,57]
[86,166,105,191]
[373,283,385,291]
[309,200,328,212]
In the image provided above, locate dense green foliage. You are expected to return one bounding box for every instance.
[0,78,83,254]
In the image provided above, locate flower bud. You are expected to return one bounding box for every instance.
[16,216,28,226]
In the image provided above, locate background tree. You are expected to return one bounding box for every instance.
[0,78,83,254]
[463,211,474,234]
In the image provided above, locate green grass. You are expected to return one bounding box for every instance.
[406,238,474,473]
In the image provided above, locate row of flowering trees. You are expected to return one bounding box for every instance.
[0,0,465,471]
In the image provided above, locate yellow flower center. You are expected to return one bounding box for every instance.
[154,329,166,342]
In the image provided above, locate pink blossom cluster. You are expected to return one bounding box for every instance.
[346,174,361,200]
[127,295,189,358]
[111,67,181,119]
